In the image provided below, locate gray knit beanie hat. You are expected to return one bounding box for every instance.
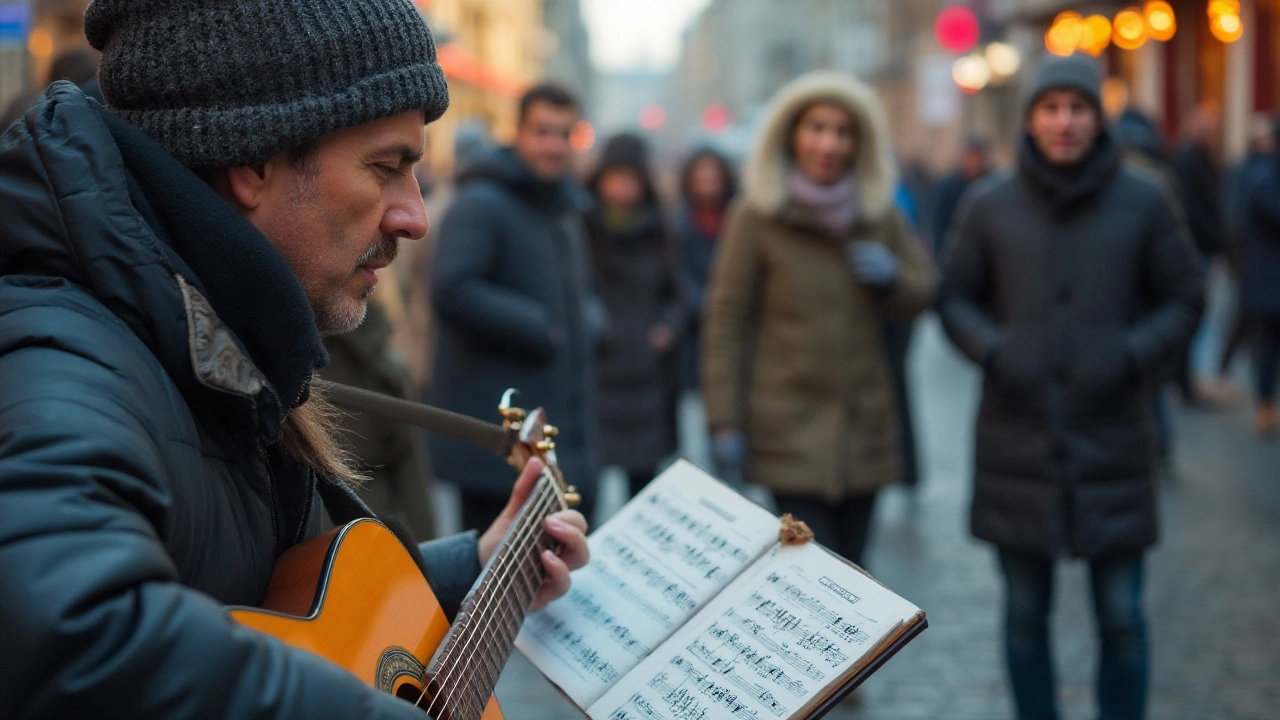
[84,0,450,169]
[1023,53,1102,118]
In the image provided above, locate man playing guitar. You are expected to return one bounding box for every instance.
[0,1,588,718]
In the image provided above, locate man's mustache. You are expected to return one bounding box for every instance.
[357,235,399,267]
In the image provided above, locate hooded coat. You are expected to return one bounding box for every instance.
[701,72,936,502]
[429,147,598,510]
[939,130,1204,559]
[0,84,478,720]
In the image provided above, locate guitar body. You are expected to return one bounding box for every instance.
[229,519,503,719]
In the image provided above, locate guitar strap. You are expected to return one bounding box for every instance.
[311,378,517,592]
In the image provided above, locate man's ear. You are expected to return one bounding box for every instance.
[224,163,273,210]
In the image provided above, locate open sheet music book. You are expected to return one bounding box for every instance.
[515,460,927,720]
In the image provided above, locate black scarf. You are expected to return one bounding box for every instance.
[97,105,328,419]
[1017,129,1121,215]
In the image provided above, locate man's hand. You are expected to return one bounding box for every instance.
[477,458,589,610]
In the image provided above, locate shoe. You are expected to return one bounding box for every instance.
[1257,403,1278,436]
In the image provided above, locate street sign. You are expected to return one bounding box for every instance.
[0,3,30,45]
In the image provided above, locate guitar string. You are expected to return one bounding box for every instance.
[424,481,557,720]
[443,479,559,718]
[434,455,572,717]
[421,476,561,719]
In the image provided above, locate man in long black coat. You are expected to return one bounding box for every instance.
[431,85,600,529]
[0,3,588,718]
[939,55,1203,720]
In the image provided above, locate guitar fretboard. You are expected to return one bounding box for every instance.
[421,473,563,720]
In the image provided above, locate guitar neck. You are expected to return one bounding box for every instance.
[422,472,563,719]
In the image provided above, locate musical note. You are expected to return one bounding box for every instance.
[517,461,782,711]
[525,613,620,684]
[567,589,653,660]
[588,542,920,720]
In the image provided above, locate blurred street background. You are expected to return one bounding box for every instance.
[4,1,1279,719]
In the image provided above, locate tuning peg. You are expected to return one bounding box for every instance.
[564,486,580,507]
[543,424,559,438]
[498,388,525,422]
[536,439,556,452]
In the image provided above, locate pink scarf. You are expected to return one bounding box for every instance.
[787,167,859,236]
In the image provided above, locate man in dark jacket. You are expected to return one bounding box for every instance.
[431,84,600,528]
[0,3,587,719]
[939,55,1203,720]
[931,135,991,255]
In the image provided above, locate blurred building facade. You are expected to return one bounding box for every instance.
[659,0,889,159]
[662,0,1280,172]
[0,0,92,113]
[995,0,1278,161]
[419,0,546,173]
[541,0,594,113]
[2,0,587,179]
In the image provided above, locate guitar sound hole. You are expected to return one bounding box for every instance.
[405,679,461,720]
[395,682,423,703]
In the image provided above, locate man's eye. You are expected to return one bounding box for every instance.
[376,163,403,178]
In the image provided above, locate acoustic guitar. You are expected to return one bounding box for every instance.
[230,385,579,720]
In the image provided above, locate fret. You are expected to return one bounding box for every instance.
[427,477,564,720]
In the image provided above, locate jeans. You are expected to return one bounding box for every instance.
[1257,315,1280,403]
[998,549,1148,720]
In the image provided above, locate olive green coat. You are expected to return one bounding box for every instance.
[700,71,936,502]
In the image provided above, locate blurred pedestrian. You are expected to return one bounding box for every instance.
[1113,107,1171,182]
[931,136,991,255]
[430,83,599,529]
[1113,106,1180,459]
[675,147,737,394]
[702,71,936,567]
[586,134,683,495]
[1239,119,1280,435]
[2,48,100,130]
[1174,102,1226,260]
[939,54,1204,720]
[1173,102,1239,407]
[322,296,436,541]
[1219,115,1275,379]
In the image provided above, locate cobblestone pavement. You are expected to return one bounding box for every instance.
[488,316,1280,720]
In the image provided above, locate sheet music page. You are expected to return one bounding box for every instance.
[516,460,780,710]
[585,542,921,720]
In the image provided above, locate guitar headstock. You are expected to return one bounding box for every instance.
[498,389,578,509]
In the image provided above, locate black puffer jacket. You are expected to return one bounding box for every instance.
[0,84,477,719]
[587,206,683,477]
[939,132,1204,559]
[430,147,599,513]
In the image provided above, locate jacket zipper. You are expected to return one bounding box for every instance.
[261,445,280,554]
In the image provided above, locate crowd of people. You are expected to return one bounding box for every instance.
[349,53,1277,720]
[4,16,1279,718]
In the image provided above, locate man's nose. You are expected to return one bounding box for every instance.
[383,189,430,240]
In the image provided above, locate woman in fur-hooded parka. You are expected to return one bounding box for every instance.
[701,72,935,562]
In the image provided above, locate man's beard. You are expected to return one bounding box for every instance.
[313,233,400,336]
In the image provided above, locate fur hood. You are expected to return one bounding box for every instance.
[742,71,898,222]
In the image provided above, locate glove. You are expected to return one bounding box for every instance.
[848,241,899,289]
[710,429,747,481]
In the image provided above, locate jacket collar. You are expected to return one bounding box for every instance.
[458,146,580,212]
[97,105,328,429]
[1017,130,1121,214]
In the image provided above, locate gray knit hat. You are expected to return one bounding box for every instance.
[85,0,450,169]
[1023,53,1102,118]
